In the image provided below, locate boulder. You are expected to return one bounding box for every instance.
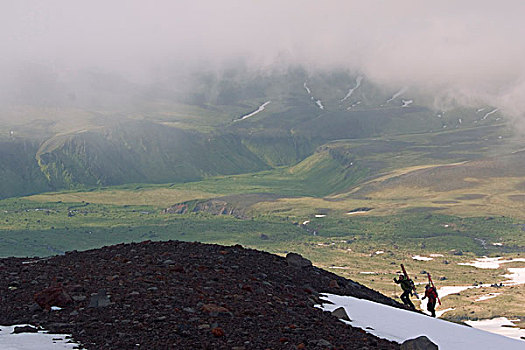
[285,253,312,268]
[34,286,72,310]
[331,307,351,321]
[12,325,38,334]
[201,304,230,314]
[88,289,111,308]
[400,336,438,350]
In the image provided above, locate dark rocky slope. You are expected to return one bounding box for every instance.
[0,240,406,349]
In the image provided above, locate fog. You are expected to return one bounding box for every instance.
[3,1,525,121]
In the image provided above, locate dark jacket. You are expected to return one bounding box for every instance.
[395,278,414,292]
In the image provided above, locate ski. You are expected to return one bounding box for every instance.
[400,264,419,299]
[427,272,442,305]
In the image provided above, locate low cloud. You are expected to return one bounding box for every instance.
[3,1,525,121]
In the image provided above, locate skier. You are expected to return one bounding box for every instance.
[394,274,415,309]
[422,284,438,317]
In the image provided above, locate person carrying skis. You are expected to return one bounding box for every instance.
[422,284,438,317]
[394,274,415,309]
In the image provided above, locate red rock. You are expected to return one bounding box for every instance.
[34,285,72,310]
[170,265,184,273]
[241,284,253,292]
[329,279,340,288]
[297,343,306,349]
[201,304,230,313]
[279,337,289,343]
[211,327,225,337]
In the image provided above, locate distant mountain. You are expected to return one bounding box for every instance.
[0,67,504,198]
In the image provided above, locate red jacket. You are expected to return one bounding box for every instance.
[425,287,438,300]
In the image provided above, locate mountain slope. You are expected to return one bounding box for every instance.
[0,240,401,349]
[0,67,508,199]
[0,138,51,198]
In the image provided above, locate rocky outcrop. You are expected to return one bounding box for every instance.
[0,240,404,349]
[163,204,188,214]
[400,336,439,350]
[192,199,244,217]
[164,200,247,218]
[286,252,313,268]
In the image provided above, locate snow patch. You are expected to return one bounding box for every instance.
[303,82,311,94]
[482,108,499,120]
[303,82,324,109]
[375,251,384,255]
[315,214,326,218]
[401,99,413,107]
[438,285,483,298]
[341,76,363,102]
[412,255,433,261]
[430,254,444,257]
[503,268,525,285]
[319,294,525,348]
[0,325,79,349]
[386,87,407,103]
[475,293,501,302]
[458,257,525,269]
[237,101,271,121]
[466,317,525,341]
[458,257,525,285]
[346,101,361,110]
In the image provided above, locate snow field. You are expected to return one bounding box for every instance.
[319,293,525,349]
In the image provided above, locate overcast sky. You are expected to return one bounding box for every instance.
[3,1,525,116]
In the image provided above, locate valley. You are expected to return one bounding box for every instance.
[1,69,525,337]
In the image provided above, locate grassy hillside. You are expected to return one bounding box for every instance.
[35,120,270,189]
[2,192,524,325]
[0,138,51,197]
